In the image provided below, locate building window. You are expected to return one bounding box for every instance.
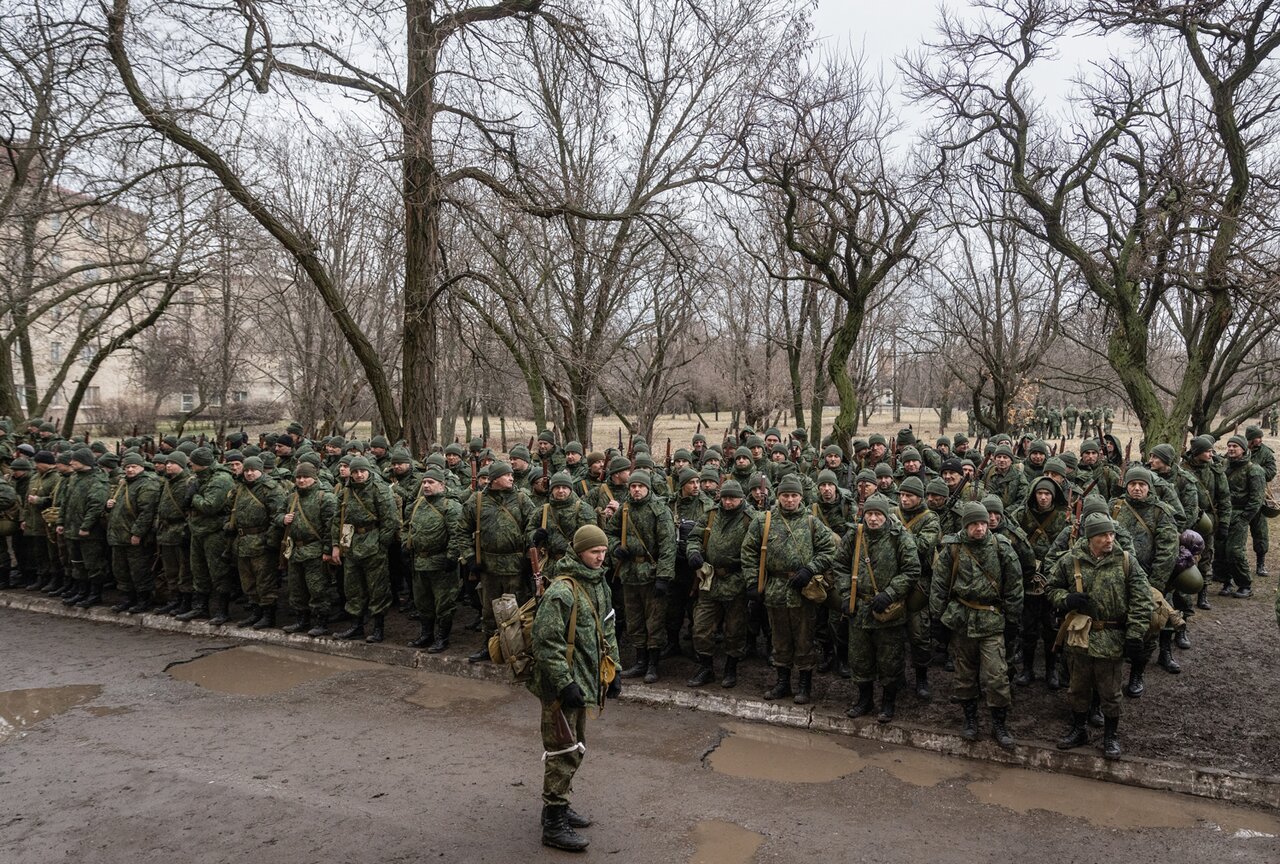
[232,390,248,403]
[50,342,63,363]
[84,386,100,407]
[79,346,94,364]
[180,393,194,412]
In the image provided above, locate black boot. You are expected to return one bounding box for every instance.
[307,614,331,638]
[336,619,366,640]
[564,806,592,829]
[1088,693,1104,728]
[1257,554,1269,579]
[877,684,897,723]
[793,669,813,705]
[208,594,230,625]
[365,614,385,643]
[1218,580,1235,596]
[846,682,874,718]
[1234,585,1253,598]
[62,582,87,605]
[1157,630,1181,673]
[643,653,660,684]
[236,603,260,627]
[126,591,153,614]
[75,582,103,609]
[960,700,979,741]
[173,593,193,618]
[1174,627,1190,650]
[1014,640,1035,686]
[914,665,932,701]
[721,656,739,689]
[427,619,452,653]
[467,644,490,662]
[991,707,1015,751]
[175,593,208,621]
[1056,712,1089,749]
[408,621,434,648]
[1196,587,1211,610]
[22,571,42,590]
[763,667,792,700]
[155,595,179,615]
[687,655,716,688]
[621,647,648,679]
[1102,716,1122,760]
[283,612,311,634]
[943,648,955,673]
[817,643,835,674]
[541,804,589,852]
[39,573,61,593]
[1124,655,1147,698]
[111,590,138,613]
[1045,650,1062,690]
[252,605,277,630]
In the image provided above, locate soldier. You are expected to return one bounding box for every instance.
[174,448,235,624]
[1077,439,1121,501]
[331,455,399,643]
[1049,513,1154,759]
[105,452,161,613]
[1245,426,1275,579]
[667,467,715,657]
[740,474,838,705]
[1109,467,1179,694]
[930,501,1023,749]
[897,476,941,700]
[1064,404,1078,438]
[589,456,631,521]
[528,524,621,852]
[154,452,194,616]
[58,448,110,609]
[684,479,754,688]
[1183,435,1231,610]
[21,452,57,593]
[835,494,919,723]
[229,456,287,629]
[280,462,338,637]
[606,469,676,683]
[463,460,539,660]
[812,468,858,677]
[403,468,465,651]
[820,444,849,484]
[983,444,1029,511]
[1269,407,1278,437]
[1011,477,1069,687]
[699,466,721,500]
[938,459,986,536]
[873,462,897,497]
[1221,435,1265,598]
[534,430,567,475]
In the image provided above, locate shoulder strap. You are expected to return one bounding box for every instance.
[848,523,864,613]
[702,509,716,547]
[756,510,772,594]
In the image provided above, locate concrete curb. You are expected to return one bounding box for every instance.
[6,591,1278,811]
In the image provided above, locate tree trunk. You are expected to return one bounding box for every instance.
[828,310,863,449]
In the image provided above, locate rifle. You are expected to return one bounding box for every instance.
[470,454,479,491]
[664,438,672,477]
[1124,437,1133,465]
[626,433,634,463]
[617,428,623,456]
[1060,435,1066,454]
[541,454,551,489]
[1050,442,1058,456]
[972,451,993,500]
[530,545,545,597]
[1068,478,1100,540]
[695,422,701,436]
[278,492,298,570]
[890,437,899,470]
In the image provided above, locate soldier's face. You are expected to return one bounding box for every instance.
[1035,490,1054,510]
[537,442,552,456]
[877,477,893,490]
[1127,480,1148,500]
[987,514,1002,529]
[1248,438,1260,452]
[736,457,751,469]
[864,510,887,530]
[1047,471,1065,486]
[244,468,262,482]
[778,491,801,511]
[720,495,740,511]
[966,521,988,540]
[858,482,876,499]
[1029,452,1046,466]
[765,435,779,447]
[927,493,946,508]
[943,470,961,488]
[904,460,921,473]
[900,492,920,510]
[1227,443,1245,459]
[551,485,571,501]
[871,444,886,458]
[692,442,705,454]
[995,455,1012,470]
[421,477,443,495]
[1081,451,1097,466]
[446,454,461,466]
[750,447,763,459]
[771,453,785,463]
[819,483,837,502]
[700,479,718,495]
[165,463,182,477]
[681,480,698,497]
[825,455,841,467]
[512,458,529,471]
[489,474,513,491]
[612,470,630,485]
[351,469,370,484]
[1089,532,1115,556]
[628,482,649,501]
[371,447,387,458]
[579,545,607,568]
[296,476,316,490]
[227,461,243,476]
[339,466,350,478]
[1149,457,1168,472]
[124,464,144,479]
[566,453,581,466]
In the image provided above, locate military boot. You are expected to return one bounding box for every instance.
[990,707,1015,751]
[1056,712,1089,750]
[176,593,208,621]
[155,595,180,615]
[1257,554,1269,579]
[111,590,138,613]
[877,684,897,723]
[62,581,87,605]
[1088,693,1104,728]
[1123,655,1147,698]
[208,594,231,626]
[365,614,385,643]
[643,653,660,684]
[408,621,434,649]
[817,643,835,674]
[1174,627,1191,650]
[1102,716,1121,760]
[720,656,739,689]
[960,700,979,741]
[914,666,931,701]
[1156,630,1181,673]
[283,612,311,634]
[336,618,366,640]
[173,593,193,618]
[541,804,589,852]
[75,581,103,609]
[686,655,716,688]
[835,631,851,678]
[846,682,874,718]
[39,572,61,593]
[467,645,490,662]
[1014,640,1035,686]
[763,667,792,701]
[307,616,331,638]
[1045,648,1062,690]
[1233,585,1253,598]
[1196,587,1211,610]
[22,570,43,590]
[236,604,260,627]
[793,669,813,705]
[621,647,648,679]
[564,807,592,829]
[252,605,277,630]
[1217,580,1235,596]
[126,591,153,614]
[427,619,452,654]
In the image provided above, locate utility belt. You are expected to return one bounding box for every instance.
[956,595,999,613]
[237,526,266,536]
[1088,619,1125,630]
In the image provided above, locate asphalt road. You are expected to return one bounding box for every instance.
[1,608,1277,863]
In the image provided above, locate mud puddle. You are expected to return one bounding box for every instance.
[689,820,764,864]
[167,644,375,695]
[704,722,864,783]
[0,685,103,741]
[403,671,508,710]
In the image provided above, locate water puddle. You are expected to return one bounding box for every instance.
[0,685,103,741]
[705,722,864,783]
[689,820,764,864]
[968,769,1280,835]
[403,672,508,710]
[864,747,972,787]
[167,645,375,695]
[83,705,133,717]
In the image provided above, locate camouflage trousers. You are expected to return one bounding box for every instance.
[623,582,668,651]
[951,632,1011,708]
[343,552,391,617]
[190,531,233,596]
[111,543,156,593]
[288,557,332,617]
[413,566,460,629]
[766,602,818,671]
[158,542,190,598]
[1250,510,1269,559]
[1067,652,1122,718]
[1223,520,1253,589]
[906,604,932,669]
[480,571,527,632]
[540,701,587,807]
[691,593,748,658]
[237,553,279,607]
[847,622,906,686]
[67,536,108,587]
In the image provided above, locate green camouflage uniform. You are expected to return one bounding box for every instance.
[898,503,941,669]
[1248,441,1275,567]
[188,465,235,598]
[230,474,287,608]
[404,490,465,633]
[833,520,919,686]
[156,470,194,598]
[281,483,338,618]
[686,501,755,658]
[61,467,110,594]
[105,471,161,595]
[1223,453,1265,591]
[334,475,399,618]
[462,485,539,630]
[605,493,676,651]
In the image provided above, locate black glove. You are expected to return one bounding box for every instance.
[931,620,951,645]
[468,558,486,578]
[559,682,586,709]
[532,528,549,544]
[653,578,670,597]
[183,487,197,509]
[746,583,761,602]
[1124,638,1145,663]
[1215,528,1229,547]
[870,592,892,614]
[687,553,704,570]
[789,567,813,590]
[606,678,621,699]
[1063,592,1091,614]
[613,545,632,562]
[677,519,694,541]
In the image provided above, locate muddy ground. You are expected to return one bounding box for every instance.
[2,612,1277,863]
